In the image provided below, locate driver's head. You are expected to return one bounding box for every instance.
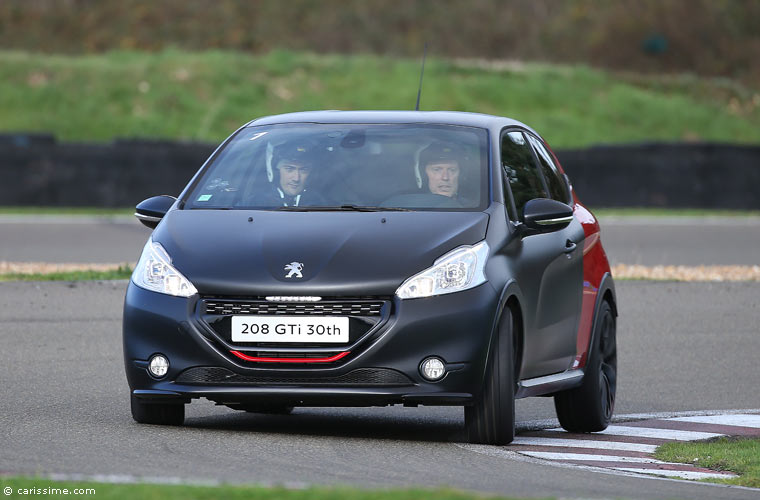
[273,144,313,196]
[420,143,461,197]
[277,159,312,196]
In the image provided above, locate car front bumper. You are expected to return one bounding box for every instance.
[123,281,500,407]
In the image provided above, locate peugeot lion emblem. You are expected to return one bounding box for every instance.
[284,262,304,279]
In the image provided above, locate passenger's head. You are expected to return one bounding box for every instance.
[419,142,461,197]
[273,144,313,196]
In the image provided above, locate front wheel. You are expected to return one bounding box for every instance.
[554,300,617,432]
[465,307,516,445]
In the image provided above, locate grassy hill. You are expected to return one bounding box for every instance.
[2,49,759,148]
[2,1,758,83]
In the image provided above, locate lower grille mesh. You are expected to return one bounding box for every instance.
[176,367,414,386]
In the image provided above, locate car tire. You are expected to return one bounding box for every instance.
[465,307,516,445]
[130,394,185,425]
[554,300,617,432]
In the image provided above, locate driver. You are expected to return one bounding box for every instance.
[257,143,326,207]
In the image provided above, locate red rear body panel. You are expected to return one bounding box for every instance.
[573,202,611,368]
[546,144,612,370]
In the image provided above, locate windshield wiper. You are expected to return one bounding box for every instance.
[276,205,412,212]
[336,204,412,212]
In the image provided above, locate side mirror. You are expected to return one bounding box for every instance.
[135,195,177,229]
[522,198,574,234]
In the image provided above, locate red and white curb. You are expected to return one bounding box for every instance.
[460,412,760,482]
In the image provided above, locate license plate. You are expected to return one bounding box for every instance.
[231,316,350,343]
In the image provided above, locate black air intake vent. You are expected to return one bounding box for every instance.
[176,367,413,386]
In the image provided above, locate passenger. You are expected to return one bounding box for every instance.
[256,143,326,207]
[416,142,465,201]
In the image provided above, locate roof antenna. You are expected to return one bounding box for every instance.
[415,43,428,111]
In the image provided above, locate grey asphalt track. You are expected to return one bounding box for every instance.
[0,216,150,264]
[1,215,759,266]
[599,216,760,266]
[1,280,759,499]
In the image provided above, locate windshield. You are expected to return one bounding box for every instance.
[184,123,489,211]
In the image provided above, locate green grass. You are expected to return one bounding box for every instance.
[0,478,539,500]
[2,49,760,148]
[654,437,760,488]
[0,266,133,282]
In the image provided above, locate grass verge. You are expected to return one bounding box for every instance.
[654,437,760,488]
[0,478,534,500]
[2,49,760,148]
[0,266,132,282]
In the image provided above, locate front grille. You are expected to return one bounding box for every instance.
[204,300,384,316]
[176,367,414,387]
[199,297,390,353]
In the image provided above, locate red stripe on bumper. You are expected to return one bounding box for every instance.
[230,350,350,363]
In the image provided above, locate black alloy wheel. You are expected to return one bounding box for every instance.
[554,300,617,432]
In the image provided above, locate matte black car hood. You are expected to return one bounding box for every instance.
[153,209,489,296]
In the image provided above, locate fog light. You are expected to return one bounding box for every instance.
[420,357,446,381]
[148,354,169,378]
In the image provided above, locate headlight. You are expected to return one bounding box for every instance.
[396,241,489,299]
[132,240,198,297]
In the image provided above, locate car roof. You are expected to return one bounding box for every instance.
[247,110,540,137]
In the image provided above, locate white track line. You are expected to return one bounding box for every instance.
[516,408,760,433]
[511,436,658,453]
[613,468,736,480]
[669,414,760,428]
[546,425,724,441]
[518,451,666,464]
[459,410,760,490]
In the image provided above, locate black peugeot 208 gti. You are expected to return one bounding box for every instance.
[124,110,617,444]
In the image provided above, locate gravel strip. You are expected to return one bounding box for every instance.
[2,262,759,282]
[612,264,760,282]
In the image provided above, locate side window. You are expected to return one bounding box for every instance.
[501,131,547,219]
[501,171,518,221]
[527,134,568,203]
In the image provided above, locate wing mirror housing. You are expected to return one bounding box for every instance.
[521,198,574,235]
[135,195,177,229]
